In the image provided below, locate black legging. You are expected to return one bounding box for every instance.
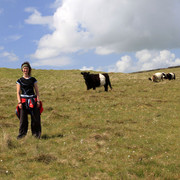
[18,103,41,139]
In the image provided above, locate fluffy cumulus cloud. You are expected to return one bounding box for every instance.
[110,49,180,73]
[26,0,180,69]
[25,7,53,27]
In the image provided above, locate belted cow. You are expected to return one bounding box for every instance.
[148,72,166,82]
[81,72,112,91]
[166,73,175,80]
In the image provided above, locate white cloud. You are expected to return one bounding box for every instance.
[95,47,115,55]
[109,56,135,73]
[32,0,180,55]
[80,66,94,71]
[31,56,71,67]
[25,7,53,28]
[109,50,180,73]
[27,0,180,69]
[6,35,22,41]
[0,46,18,61]
[50,0,62,9]
[0,51,19,62]
[136,50,179,71]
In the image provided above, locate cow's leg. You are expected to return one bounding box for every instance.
[86,84,91,90]
[105,75,112,90]
[93,87,96,90]
[104,85,108,91]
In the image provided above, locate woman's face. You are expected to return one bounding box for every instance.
[23,67,29,76]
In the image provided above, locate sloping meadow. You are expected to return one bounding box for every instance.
[0,67,180,179]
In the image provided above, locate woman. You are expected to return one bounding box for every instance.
[16,62,41,139]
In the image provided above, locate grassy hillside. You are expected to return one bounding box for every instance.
[0,67,180,179]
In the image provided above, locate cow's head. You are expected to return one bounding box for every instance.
[162,72,167,79]
[166,73,172,79]
[81,72,90,80]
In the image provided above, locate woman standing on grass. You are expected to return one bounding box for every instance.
[16,61,41,139]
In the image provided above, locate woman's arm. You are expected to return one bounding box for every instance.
[34,82,40,100]
[17,83,22,109]
[34,82,40,107]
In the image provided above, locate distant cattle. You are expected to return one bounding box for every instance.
[148,72,166,82]
[81,72,112,91]
[166,73,175,80]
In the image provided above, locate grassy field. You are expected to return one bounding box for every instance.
[0,67,180,179]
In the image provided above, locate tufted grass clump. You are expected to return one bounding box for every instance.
[0,67,180,179]
[0,132,16,151]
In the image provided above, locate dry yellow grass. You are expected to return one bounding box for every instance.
[0,67,180,179]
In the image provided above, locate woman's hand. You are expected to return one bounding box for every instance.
[18,103,22,109]
[37,101,40,108]
[34,83,40,109]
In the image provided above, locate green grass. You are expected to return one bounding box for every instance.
[0,67,180,179]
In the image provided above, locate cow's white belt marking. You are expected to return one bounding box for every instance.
[99,74,105,86]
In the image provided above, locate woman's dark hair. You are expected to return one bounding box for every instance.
[21,61,32,76]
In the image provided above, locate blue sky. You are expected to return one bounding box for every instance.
[0,0,180,73]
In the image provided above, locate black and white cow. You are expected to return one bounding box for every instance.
[148,72,166,82]
[81,72,112,91]
[166,73,176,80]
